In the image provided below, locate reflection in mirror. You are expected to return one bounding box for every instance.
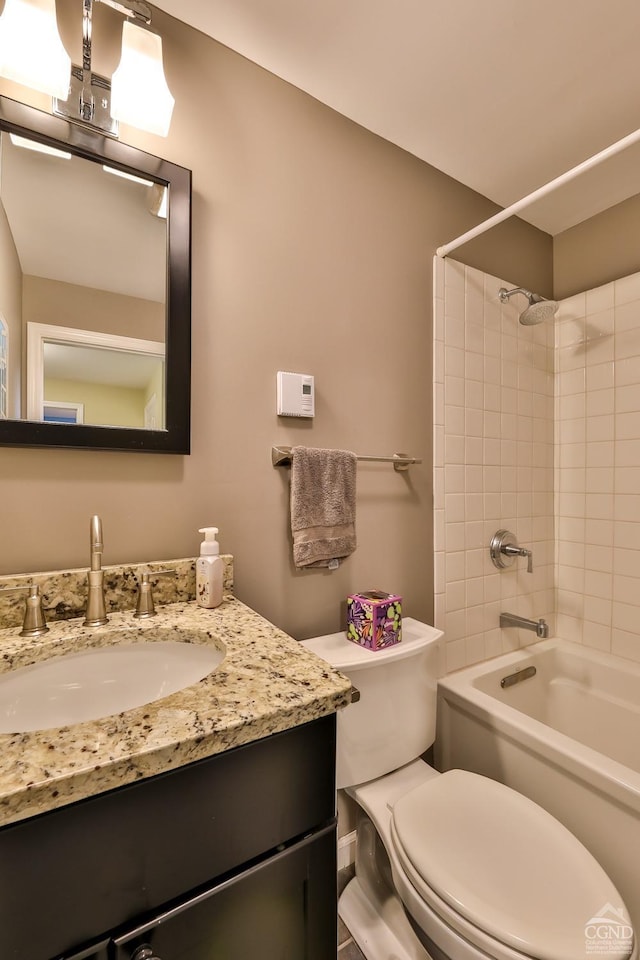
[0,95,191,453]
[27,323,165,429]
[0,314,7,418]
[2,131,166,424]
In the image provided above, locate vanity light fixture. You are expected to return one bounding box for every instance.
[0,0,174,138]
[111,18,174,137]
[0,0,71,100]
[102,163,154,187]
[9,131,71,158]
[102,162,167,218]
[147,181,168,218]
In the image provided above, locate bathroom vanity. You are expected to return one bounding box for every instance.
[0,588,351,960]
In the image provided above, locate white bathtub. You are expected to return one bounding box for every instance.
[435,638,640,934]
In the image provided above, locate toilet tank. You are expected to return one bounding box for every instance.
[302,618,443,789]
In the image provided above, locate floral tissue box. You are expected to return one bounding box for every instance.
[346,591,402,650]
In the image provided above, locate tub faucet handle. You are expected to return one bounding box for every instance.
[490,530,533,574]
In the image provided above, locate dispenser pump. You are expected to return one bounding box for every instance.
[199,527,220,556]
[196,526,224,609]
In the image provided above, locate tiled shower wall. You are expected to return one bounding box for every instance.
[433,257,555,673]
[555,271,640,661]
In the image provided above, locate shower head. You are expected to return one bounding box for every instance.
[498,286,558,326]
[519,297,558,326]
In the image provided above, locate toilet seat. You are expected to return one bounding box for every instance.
[390,770,633,960]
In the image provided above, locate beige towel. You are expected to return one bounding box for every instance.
[290,446,357,568]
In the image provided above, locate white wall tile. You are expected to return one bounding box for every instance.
[434,261,640,670]
[435,260,554,671]
[614,273,640,305]
[613,299,640,333]
[616,356,640,386]
[555,270,640,659]
[586,282,614,315]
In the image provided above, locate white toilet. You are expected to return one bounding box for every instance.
[303,618,636,960]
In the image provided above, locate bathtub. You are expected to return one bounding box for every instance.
[435,638,640,934]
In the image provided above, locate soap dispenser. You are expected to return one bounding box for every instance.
[196,527,224,609]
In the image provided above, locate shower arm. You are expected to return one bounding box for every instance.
[499,287,534,303]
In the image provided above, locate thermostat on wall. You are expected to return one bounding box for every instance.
[277,371,315,418]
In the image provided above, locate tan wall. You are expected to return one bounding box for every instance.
[0,197,22,418]
[448,220,554,302]
[0,4,552,641]
[22,275,164,342]
[554,192,640,299]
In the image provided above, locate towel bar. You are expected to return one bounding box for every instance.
[271,445,422,472]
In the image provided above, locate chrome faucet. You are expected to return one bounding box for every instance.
[490,530,533,573]
[500,612,549,638]
[83,515,108,627]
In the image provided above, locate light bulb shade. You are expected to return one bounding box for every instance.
[0,0,70,99]
[111,21,174,138]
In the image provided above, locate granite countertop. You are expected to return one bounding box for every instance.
[0,596,352,827]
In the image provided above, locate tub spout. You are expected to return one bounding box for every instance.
[500,613,549,638]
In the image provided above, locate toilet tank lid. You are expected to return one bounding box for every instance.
[301,617,442,671]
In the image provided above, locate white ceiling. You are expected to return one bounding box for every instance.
[44,342,163,388]
[1,134,167,302]
[154,0,640,236]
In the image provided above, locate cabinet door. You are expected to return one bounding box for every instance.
[113,825,336,960]
[1,716,336,960]
[59,940,110,960]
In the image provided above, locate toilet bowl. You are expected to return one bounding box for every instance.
[303,618,636,960]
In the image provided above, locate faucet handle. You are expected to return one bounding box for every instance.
[134,569,177,619]
[0,582,49,638]
[490,529,533,574]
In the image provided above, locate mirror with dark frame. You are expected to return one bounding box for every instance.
[0,96,191,453]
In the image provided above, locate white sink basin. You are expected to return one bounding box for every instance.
[0,632,225,732]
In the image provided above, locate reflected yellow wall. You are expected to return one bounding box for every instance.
[0,196,22,418]
[144,361,165,429]
[45,377,146,428]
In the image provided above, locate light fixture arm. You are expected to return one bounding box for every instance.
[54,0,153,135]
[97,0,152,26]
[78,0,94,122]
[50,0,173,138]
[82,0,152,76]
[0,0,171,137]
[82,0,91,72]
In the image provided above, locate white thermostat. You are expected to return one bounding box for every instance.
[277,371,315,418]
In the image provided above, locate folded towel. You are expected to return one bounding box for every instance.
[290,446,357,568]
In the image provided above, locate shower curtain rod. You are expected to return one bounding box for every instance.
[436,124,640,258]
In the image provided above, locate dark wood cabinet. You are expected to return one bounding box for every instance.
[0,715,337,960]
[113,826,336,960]
[61,944,109,960]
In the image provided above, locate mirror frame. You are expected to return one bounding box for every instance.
[0,95,191,454]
